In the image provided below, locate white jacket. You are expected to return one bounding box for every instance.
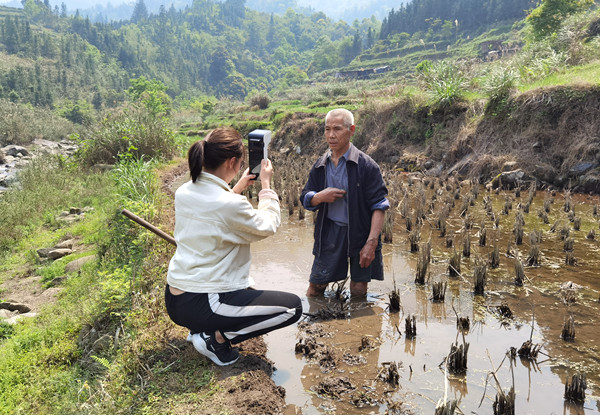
[167,172,280,293]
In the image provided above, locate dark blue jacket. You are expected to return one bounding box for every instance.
[300,144,389,257]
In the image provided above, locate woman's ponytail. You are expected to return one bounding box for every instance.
[188,139,205,183]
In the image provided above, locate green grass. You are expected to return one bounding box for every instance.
[520,60,600,91]
[0,149,219,415]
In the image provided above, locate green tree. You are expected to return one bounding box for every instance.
[57,99,94,125]
[131,0,149,23]
[526,0,594,39]
[127,76,171,116]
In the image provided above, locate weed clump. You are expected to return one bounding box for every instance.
[564,373,587,403]
[561,314,576,341]
[473,258,487,295]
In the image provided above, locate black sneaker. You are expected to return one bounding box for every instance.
[189,332,239,366]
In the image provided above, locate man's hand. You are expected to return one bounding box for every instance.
[311,187,346,206]
[359,238,377,268]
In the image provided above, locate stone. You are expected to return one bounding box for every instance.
[578,173,600,194]
[0,309,17,319]
[488,169,527,189]
[501,161,518,172]
[569,162,597,176]
[5,312,37,325]
[47,248,73,260]
[37,247,53,258]
[54,239,74,249]
[1,145,29,157]
[0,302,32,313]
[65,255,96,273]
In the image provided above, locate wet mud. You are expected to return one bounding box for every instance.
[247,176,600,414]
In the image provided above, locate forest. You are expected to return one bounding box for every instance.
[0,0,546,110]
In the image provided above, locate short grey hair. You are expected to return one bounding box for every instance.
[325,108,354,129]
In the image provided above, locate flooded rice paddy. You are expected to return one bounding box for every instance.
[248,177,600,414]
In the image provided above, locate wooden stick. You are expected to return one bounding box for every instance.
[121,209,177,247]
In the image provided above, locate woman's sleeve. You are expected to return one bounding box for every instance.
[222,193,281,244]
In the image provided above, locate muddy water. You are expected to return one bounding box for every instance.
[248,185,600,414]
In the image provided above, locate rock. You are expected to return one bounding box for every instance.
[37,247,53,258]
[0,302,32,313]
[426,163,444,177]
[533,164,557,184]
[578,172,600,194]
[501,161,518,172]
[569,162,597,176]
[47,248,73,260]
[65,255,96,273]
[488,169,527,189]
[32,138,61,154]
[56,214,83,224]
[5,312,37,325]
[0,309,17,319]
[1,145,29,158]
[54,239,74,249]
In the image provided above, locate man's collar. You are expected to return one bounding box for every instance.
[317,144,358,167]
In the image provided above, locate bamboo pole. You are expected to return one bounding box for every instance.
[121,209,177,246]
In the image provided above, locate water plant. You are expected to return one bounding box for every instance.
[561,314,576,341]
[432,280,447,302]
[449,248,461,277]
[405,315,417,339]
[489,240,500,268]
[473,258,487,295]
[462,230,471,258]
[564,373,587,403]
[514,258,525,286]
[415,245,429,284]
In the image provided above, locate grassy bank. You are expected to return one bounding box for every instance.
[0,110,218,413]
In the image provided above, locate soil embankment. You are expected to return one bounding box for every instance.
[274,85,600,193]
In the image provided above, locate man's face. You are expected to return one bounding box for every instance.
[325,114,354,154]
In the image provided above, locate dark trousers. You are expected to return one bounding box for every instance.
[165,286,302,344]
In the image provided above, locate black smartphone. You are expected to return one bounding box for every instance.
[247,129,271,179]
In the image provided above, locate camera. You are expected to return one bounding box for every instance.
[247,129,271,179]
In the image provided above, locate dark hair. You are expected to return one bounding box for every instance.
[188,127,245,182]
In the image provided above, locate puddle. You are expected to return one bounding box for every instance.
[247,180,600,414]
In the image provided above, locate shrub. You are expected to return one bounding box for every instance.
[248,92,271,110]
[416,60,469,108]
[76,105,177,166]
[0,155,113,254]
[482,65,519,106]
[0,99,78,146]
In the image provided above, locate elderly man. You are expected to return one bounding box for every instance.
[300,108,389,297]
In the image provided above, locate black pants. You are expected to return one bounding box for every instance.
[165,286,302,345]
